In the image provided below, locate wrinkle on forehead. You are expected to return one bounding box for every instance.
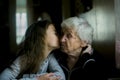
[62,27,74,33]
[62,27,78,36]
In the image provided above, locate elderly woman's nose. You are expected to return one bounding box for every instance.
[61,35,67,42]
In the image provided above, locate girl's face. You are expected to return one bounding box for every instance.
[46,24,59,50]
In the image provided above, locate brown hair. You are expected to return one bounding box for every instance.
[16,20,52,78]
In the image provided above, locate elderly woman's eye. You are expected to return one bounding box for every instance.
[67,33,72,38]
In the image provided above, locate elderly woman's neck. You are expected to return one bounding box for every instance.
[67,53,80,70]
[67,48,82,70]
[68,47,82,58]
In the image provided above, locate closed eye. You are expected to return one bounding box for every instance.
[66,33,72,38]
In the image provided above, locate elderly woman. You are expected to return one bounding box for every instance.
[54,16,107,80]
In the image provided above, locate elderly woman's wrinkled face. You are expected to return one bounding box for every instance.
[60,27,84,54]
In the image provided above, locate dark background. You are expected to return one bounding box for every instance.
[0,0,120,78]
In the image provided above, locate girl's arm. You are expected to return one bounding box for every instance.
[0,57,21,80]
[48,53,66,80]
[0,57,37,80]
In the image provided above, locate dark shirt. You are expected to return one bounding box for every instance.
[54,49,108,80]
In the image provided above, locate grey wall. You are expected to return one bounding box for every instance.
[80,0,115,69]
[115,0,120,69]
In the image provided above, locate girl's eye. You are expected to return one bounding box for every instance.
[54,31,58,35]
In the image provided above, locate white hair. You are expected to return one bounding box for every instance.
[61,16,93,44]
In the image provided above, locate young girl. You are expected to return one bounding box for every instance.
[0,20,65,80]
